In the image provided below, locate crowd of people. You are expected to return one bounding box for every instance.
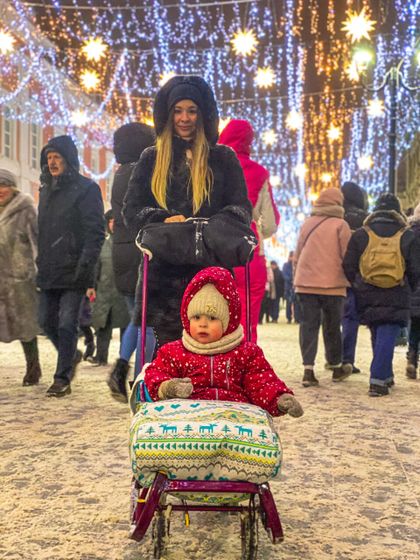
[1,74,419,406]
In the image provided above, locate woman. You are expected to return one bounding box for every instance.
[218,119,279,342]
[120,76,252,399]
[0,169,41,385]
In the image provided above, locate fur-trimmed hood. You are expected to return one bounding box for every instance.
[113,122,155,164]
[364,209,408,228]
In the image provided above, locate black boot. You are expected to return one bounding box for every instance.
[21,338,42,386]
[107,359,130,402]
[406,348,418,379]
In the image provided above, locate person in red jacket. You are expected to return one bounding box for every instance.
[218,120,280,342]
[144,267,303,418]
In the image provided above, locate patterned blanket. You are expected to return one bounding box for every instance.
[129,399,282,487]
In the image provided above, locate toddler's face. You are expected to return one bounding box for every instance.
[190,314,224,344]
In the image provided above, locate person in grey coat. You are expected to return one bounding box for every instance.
[0,169,41,385]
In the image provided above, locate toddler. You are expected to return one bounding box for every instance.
[144,267,303,418]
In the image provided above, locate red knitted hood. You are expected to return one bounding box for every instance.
[218,119,269,206]
[181,267,241,336]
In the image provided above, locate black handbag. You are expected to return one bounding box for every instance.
[136,215,257,268]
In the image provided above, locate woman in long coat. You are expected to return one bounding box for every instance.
[0,169,41,385]
[115,76,252,401]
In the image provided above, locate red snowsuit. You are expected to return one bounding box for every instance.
[218,120,280,342]
[144,267,293,417]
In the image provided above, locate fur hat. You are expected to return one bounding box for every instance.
[0,169,18,188]
[314,187,343,207]
[181,267,241,336]
[374,193,401,214]
[153,75,219,144]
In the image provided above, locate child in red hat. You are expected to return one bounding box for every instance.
[144,267,303,418]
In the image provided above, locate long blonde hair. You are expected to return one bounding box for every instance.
[151,111,213,215]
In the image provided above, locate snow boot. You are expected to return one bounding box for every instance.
[21,338,42,386]
[107,358,130,403]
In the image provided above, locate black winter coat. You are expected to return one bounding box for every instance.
[409,219,420,319]
[342,181,368,231]
[111,162,141,296]
[343,210,420,326]
[37,136,105,290]
[123,136,252,346]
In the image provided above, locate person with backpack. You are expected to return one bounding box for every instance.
[343,193,420,397]
[294,188,352,387]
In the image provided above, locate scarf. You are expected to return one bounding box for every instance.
[311,205,344,219]
[182,324,244,355]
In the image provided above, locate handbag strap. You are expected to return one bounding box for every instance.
[300,217,330,252]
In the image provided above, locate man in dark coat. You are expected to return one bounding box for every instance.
[343,193,420,397]
[340,181,368,373]
[37,135,105,397]
[269,260,284,323]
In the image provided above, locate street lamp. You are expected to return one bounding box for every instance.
[353,42,420,194]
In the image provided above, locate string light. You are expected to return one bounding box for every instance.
[81,37,107,62]
[0,30,15,54]
[255,67,275,89]
[342,8,376,43]
[230,29,258,57]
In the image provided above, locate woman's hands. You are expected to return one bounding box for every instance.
[164,215,186,223]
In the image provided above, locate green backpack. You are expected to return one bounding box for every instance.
[359,226,406,288]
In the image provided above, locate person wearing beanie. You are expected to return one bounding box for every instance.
[122,76,252,395]
[403,202,420,380]
[294,187,352,387]
[108,122,155,402]
[144,267,303,418]
[37,135,105,397]
[0,169,42,386]
[218,119,280,341]
[340,181,369,374]
[343,193,420,396]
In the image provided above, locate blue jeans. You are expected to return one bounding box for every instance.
[369,323,401,386]
[121,296,155,376]
[342,289,359,365]
[39,289,84,384]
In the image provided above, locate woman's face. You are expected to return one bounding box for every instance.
[0,184,14,206]
[172,100,198,140]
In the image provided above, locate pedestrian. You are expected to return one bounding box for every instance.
[122,75,252,399]
[218,119,279,341]
[282,251,297,323]
[269,260,284,323]
[88,210,130,366]
[108,122,155,401]
[406,202,420,379]
[339,181,368,373]
[37,135,105,397]
[0,169,42,386]
[343,193,420,396]
[144,267,303,419]
[294,187,352,387]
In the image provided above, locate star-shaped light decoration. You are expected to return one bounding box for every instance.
[286,110,303,131]
[262,129,278,146]
[255,67,275,89]
[289,196,300,208]
[342,7,376,43]
[0,30,15,55]
[367,99,385,117]
[71,109,88,127]
[352,47,374,71]
[327,124,341,142]
[218,117,231,133]
[81,37,107,62]
[297,212,305,222]
[357,155,373,170]
[294,163,307,178]
[159,71,176,86]
[80,69,100,92]
[270,175,281,187]
[345,60,360,82]
[308,192,319,202]
[231,28,258,57]
[321,172,333,183]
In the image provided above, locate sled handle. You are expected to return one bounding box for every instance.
[245,261,251,343]
[140,253,149,370]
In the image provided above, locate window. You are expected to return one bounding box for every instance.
[2,107,15,159]
[30,123,40,169]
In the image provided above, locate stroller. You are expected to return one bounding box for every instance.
[129,223,284,559]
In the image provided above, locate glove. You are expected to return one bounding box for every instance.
[277,394,304,418]
[158,378,193,400]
